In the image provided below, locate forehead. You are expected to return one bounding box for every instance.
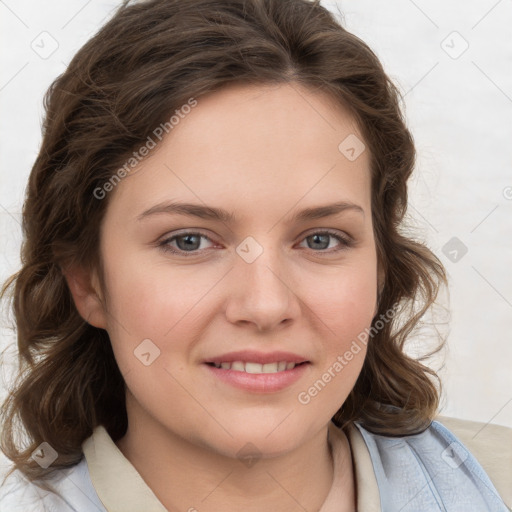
[106,82,371,224]
[170,81,364,162]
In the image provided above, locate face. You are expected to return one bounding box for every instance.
[76,82,379,459]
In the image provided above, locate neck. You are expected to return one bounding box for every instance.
[116,398,355,511]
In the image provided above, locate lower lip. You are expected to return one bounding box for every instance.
[203,362,311,393]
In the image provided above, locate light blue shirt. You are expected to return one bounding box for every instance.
[355,420,508,511]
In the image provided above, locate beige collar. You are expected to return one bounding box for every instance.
[82,427,167,512]
[82,422,381,511]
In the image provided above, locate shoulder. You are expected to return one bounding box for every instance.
[434,415,512,506]
[0,457,106,512]
[354,416,511,512]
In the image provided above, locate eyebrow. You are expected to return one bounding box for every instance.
[136,200,365,224]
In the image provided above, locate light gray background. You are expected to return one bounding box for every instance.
[1,0,511,468]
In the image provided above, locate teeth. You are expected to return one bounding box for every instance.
[211,361,299,373]
[245,362,264,374]
[231,361,245,372]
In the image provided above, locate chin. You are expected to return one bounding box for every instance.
[213,421,317,459]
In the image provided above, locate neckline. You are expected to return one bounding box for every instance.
[83,421,381,511]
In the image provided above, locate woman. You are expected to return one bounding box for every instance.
[0,0,509,510]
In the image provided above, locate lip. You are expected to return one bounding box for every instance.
[203,350,309,365]
[203,360,311,393]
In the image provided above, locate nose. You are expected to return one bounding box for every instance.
[224,241,301,332]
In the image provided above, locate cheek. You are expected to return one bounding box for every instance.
[312,257,378,337]
[328,279,377,341]
[309,257,377,387]
[100,250,217,372]
[295,282,375,418]
[102,246,193,329]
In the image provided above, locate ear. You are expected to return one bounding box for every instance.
[62,264,107,329]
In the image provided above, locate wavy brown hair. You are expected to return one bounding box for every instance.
[1,0,447,482]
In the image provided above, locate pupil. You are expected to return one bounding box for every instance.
[310,234,328,250]
[179,235,199,251]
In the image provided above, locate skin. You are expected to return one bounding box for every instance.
[66,82,381,512]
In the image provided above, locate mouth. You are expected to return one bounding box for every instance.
[204,361,310,373]
[203,360,311,393]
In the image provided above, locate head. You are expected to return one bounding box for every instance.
[1,0,446,481]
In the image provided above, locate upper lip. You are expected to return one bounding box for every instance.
[204,350,310,365]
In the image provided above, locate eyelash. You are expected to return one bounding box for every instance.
[157,229,354,257]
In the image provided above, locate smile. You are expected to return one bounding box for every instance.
[206,361,307,373]
[203,361,311,393]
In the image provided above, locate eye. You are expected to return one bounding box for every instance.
[297,230,353,253]
[158,232,215,256]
